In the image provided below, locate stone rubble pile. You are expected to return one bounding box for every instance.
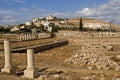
[65,44,120,71]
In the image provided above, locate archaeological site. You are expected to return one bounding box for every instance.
[0,0,120,80]
[0,30,120,80]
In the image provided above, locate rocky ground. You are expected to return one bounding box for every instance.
[0,31,120,80]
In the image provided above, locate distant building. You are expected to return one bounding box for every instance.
[83,23,103,29]
[32,18,46,27]
[20,25,26,29]
[43,21,54,32]
[32,18,39,23]
[46,15,55,21]
[25,22,31,26]
[11,25,20,32]
[59,20,67,24]
[23,16,56,32]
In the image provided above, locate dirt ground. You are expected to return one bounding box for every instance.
[0,31,120,80]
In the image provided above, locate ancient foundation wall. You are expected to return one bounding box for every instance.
[12,40,68,53]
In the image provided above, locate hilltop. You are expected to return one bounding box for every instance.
[1,16,120,34]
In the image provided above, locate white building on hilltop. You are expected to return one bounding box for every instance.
[32,18,39,23]
[46,15,55,21]
[32,17,46,27]
[11,25,20,32]
[43,21,54,32]
[25,22,31,26]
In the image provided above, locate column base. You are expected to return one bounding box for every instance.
[24,68,39,79]
[1,66,16,74]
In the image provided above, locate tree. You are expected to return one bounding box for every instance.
[50,27,56,38]
[30,22,36,29]
[53,25,60,32]
[79,17,83,31]
[38,24,44,32]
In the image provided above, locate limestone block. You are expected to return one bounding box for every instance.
[1,38,16,74]
[24,49,39,78]
[1,66,16,74]
[24,68,39,79]
[117,55,120,60]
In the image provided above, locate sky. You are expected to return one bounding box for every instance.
[0,0,120,25]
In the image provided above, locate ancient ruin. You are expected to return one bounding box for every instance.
[1,38,16,74]
[65,44,120,71]
[1,31,120,80]
[19,33,51,41]
[24,49,39,78]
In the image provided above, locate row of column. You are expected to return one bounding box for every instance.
[20,34,37,41]
[1,38,39,79]
[93,33,116,38]
[79,32,119,38]
[20,33,51,41]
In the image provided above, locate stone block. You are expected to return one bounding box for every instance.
[24,68,39,79]
[1,67,16,74]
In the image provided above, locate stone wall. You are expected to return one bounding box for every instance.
[12,40,68,53]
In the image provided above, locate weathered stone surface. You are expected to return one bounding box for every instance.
[24,49,39,79]
[1,38,16,74]
[65,44,119,70]
[117,55,120,60]
[102,45,113,51]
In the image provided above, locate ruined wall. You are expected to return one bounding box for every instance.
[12,40,68,53]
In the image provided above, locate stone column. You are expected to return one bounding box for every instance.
[33,34,35,39]
[20,35,22,41]
[25,34,27,41]
[31,34,33,40]
[21,34,24,41]
[26,34,28,40]
[29,34,31,40]
[27,34,30,40]
[24,49,39,79]
[1,38,16,74]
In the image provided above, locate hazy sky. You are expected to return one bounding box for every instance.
[0,0,120,25]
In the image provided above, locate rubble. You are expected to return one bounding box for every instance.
[102,45,113,51]
[65,44,120,70]
[117,55,120,60]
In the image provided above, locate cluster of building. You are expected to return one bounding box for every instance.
[11,15,59,33]
[1,15,116,33]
